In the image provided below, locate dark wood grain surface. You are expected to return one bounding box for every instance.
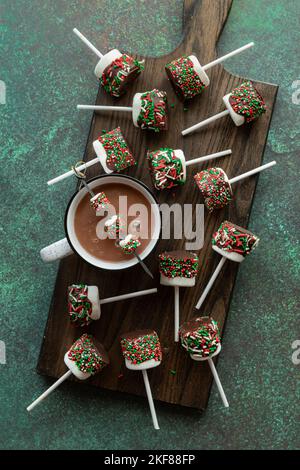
[37,0,278,410]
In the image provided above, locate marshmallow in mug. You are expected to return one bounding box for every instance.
[95,49,144,98]
[68,284,101,327]
[159,250,199,287]
[64,333,109,380]
[104,215,126,240]
[90,191,111,215]
[93,127,136,174]
[120,329,162,371]
[119,234,141,255]
[212,220,260,263]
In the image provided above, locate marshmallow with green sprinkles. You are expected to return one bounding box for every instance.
[147,147,231,191]
[166,42,254,101]
[159,250,199,342]
[64,334,109,380]
[120,329,162,430]
[182,80,267,135]
[26,334,109,412]
[195,220,260,311]
[179,317,229,408]
[73,28,143,97]
[78,88,168,133]
[194,160,277,212]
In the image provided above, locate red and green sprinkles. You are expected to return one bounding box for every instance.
[90,192,110,213]
[179,317,220,358]
[147,147,185,190]
[121,331,162,365]
[68,334,106,374]
[194,167,233,212]
[101,54,144,97]
[68,284,93,327]
[229,80,266,122]
[212,220,259,256]
[137,89,167,132]
[165,56,206,99]
[98,127,136,172]
[120,237,141,255]
[159,252,199,279]
[104,215,126,239]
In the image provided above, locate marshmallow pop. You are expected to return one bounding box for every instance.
[196,221,259,310]
[121,329,162,430]
[182,81,267,135]
[179,317,229,407]
[73,28,144,97]
[77,88,168,132]
[68,284,158,327]
[159,251,199,342]
[194,160,276,212]
[90,191,111,216]
[48,127,136,186]
[166,42,253,101]
[147,147,231,190]
[104,215,126,239]
[27,334,109,411]
[104,216,154,279]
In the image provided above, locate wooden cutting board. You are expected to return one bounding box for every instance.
[37,0,278,410]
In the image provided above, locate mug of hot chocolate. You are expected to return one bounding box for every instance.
[40,175,161,270]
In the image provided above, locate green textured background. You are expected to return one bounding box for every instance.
[0,0,299,450]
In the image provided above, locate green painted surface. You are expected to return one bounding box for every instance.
[0,0,299,450]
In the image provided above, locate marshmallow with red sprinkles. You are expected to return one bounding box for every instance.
[64,333,109,380]
[68,284,101,327]
[104,215,126,240]
[132,89,168,132]
[159,250,199,287]
[119,234,141,255]
[182,80,266,135]
[93,127,136,174]
[179,317,221,359]
[212,220,260,262]
[194,167,233,212]
[147,148,186,190]
[96,51,144,97]
[73,29,143,97]
[90,191,111,215]
[165,55,209,100]
[121,329,162,371]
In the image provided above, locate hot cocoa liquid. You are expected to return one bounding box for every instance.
[74,183,154,262]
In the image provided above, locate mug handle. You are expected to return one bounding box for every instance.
[40,238,73,263]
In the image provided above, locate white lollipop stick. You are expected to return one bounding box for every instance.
[208,358,229,407]
[185,149,232,167]
[134,253,154,279]
[100,288,157,305]
[229,160,276,184]
[73,28,103,59]
[182,110,229,136]
[142,369,160,430]
[174,286,180,342]
[77,104,132,112]
[47,157,99,186]
[195,257,226,310]
[27,370,72,412]
[203,42,254,71]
